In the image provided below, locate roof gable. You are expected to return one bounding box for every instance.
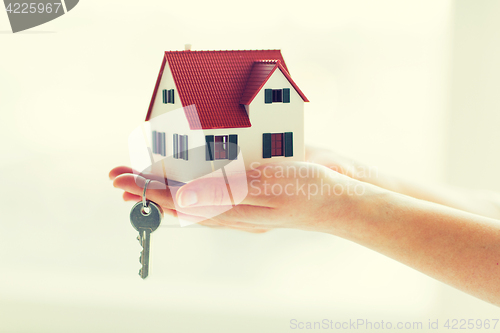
[145,50,306,130]
[240,60,309,105]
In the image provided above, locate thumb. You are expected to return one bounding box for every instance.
[176,177,233,207]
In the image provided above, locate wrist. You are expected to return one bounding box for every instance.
[320,179,396,242]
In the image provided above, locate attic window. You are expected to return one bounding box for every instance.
[265,88,290,104]
[272,90,282,102]
[162,89,175,104]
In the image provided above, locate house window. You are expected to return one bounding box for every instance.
[271,133,283,156]
[265,88,290,103]
[205,135,238,161]
[152,131,166,156]
[214,135,228,160]
[173,134,188,160]
[162,89,175,104]
[272,89,282,102]
[263,132,293,158]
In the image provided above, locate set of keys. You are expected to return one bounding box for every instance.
[129,179,162,279]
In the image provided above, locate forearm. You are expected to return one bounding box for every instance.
[326,187,500,306]
[380,176,500,220]
[306,147,500,219]
[351,166,500,219]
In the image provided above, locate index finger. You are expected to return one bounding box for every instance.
[113,174,179,209]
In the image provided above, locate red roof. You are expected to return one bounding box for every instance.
[145,50,308,130]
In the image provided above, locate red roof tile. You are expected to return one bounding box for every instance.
[145,50,308,130]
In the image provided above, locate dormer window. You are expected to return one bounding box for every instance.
[162,89,175,104]
[265,88,290,104]
[272,89,282,102]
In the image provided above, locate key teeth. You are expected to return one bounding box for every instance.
[131,201,160,280]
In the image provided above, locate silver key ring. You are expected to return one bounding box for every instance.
[142,179,151,213]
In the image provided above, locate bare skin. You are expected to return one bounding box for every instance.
[110,146,500,306]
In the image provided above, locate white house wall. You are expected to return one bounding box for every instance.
[148,108,211,183]
[244,68,305,168]
[149,61,180,119]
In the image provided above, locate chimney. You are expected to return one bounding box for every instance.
[185,44,192,51]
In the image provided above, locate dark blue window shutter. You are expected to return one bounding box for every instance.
[179,135,186,160]
[152,131,157,154]
[263,133,272,158]
[205,135,214,161]
[183,135,188,160]
[228,134,238,160]
[283,88,290,103]
[284,132,293,157]
[158,132,163,154]
[162,90,167,104]
[179,135,184,160]
[173,134,178,159]
[157,131,162,155]
[162,132,166,156]
[265,89,273,104]
[169,89,175,104]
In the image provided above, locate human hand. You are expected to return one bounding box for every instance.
[305,145,396,191]
[109,166,271,233]
[306,145,370,180]
[110,161,375,235]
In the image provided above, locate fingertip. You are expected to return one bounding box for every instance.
[177,189,198,207]
[123,191,141,202]
[109,166,134,180]
[109,168,121,180]
[113,173,137,189]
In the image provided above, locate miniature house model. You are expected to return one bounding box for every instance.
[145,48,309,183]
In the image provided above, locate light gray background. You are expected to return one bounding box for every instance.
[1,0,499,332]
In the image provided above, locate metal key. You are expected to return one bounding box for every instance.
[130,180,162,279]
